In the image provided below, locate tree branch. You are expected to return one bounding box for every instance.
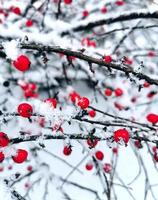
[62,10,158,35]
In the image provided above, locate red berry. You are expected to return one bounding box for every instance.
[0,166,4,172]
[147,91,156,99]
[114,88,123,97]
[146,113,158,124]
[81,37,90,46]
[18,103,33,118]
[12,149,28,164]
[24,90,34,98]
[124,57,133,65]
[68,56,76,61]
[4,12,8,18]
[103,163,112,173]
[112,147,118,154]
[0,132,9,147]
[143,82,150,88]
[114,129,129,144]
[115,1,125,6]
[32,93,39,98]
[101,7,107,14]
[88,110,96,118]
[0,152,4,163]
[19,82,29,90]
[28,83,37,91]
[152,146,157,153]
[131,97,137,103]
[8,165,13,170]
[38,117,45,127]
[95,150,104,161]
[78,97,89,109]
[104,88,112,96]
[148,51,155,57]
[12,7,21,15]
[81,38,96,47]
[134,140,142,149]
[0,9,4,14]
[53,0,59,3]
[44,98,57,108]
[24,182,30,188]
[114,102,124,111]
[63,146,72,156]
[13,55,31,72]
[69,91,80,103]
[58,53,64,57]
[104,55,112,63]
[83,10,89,18]
[52,124,63,133]
[85,162,93,171]
[64,0,72,4]
[27,165,33,172]
[26,19,33,27]
[87,138,98,148]
[89,40,96,48]
[154,153,158,162]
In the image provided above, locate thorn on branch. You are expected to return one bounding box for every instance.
[88,62,95,73]
[41,52,49,64]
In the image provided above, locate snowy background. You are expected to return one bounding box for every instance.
[0,0,158,200]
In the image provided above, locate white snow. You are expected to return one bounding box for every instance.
[2,40,19,60]
[0,180,12,200]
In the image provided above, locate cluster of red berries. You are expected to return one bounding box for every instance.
[69,91,90,109]
[0,132,9,163]
[104,87,124,111]
[0,8,8,18]
[13,55,31,72]
[85,162,111,173]
[0,132,28,163]
[104,87,123,97]
[85,151,111,173]
[81,37,96,48]
[10,6,21,15]
[19,82,38,98]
